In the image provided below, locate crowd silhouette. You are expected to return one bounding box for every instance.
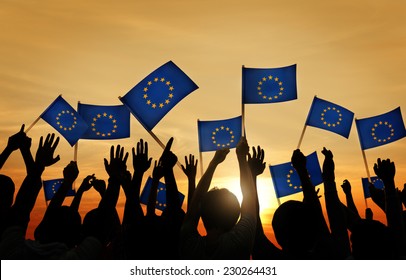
[0,125,405,260]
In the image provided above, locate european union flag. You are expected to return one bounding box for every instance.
[242,64,297,104]
[305,96,354,138]
[361,176,384,199]
[355,107,406,150]
[43,179,76,201]
[198,116,242,152]
[139,177,185,211]
[41,95,89,146]
[120,61,198,130]
[78,103,130,139]
[269,151,323,198]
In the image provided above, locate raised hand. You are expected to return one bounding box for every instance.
[291,149,306,172]
[159,137,178,170]
[132,139,152,174]
[63,161,79,183]
[104,145,129,181]
[7,124,27,151]
[79,174,96,193]
[248,145,266,177]
[321,147,335,181]
[374,158,396,184]
[212,148,230,165]
[236,136,249,159]
[35,133,60,171]
[152,160,165,181]
[92,178,106,197]
[181,154,198,180]
[341,179,352,195]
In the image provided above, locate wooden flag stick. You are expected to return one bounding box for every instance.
[361,148,370,209]
[297,124,308,149]
[199,151,204,178]
[24,115,42,133]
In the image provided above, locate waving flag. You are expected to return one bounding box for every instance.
[305,96,354,138]
[43,179,76,201]
[269,151,323,198]
[198,116,242,152]
[139,177,185,211]
[355,107,406,150]
[78,103,130,139]
[361,176,385,199]
[242,64,297,104]
[120,61,198,130]
[40,95,88,146]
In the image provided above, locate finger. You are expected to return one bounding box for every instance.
[123,152,129,163]
[132,147,136,158]
[252,146,257,158]
[39,136,44,148]
[137,140,141,155]
[51,136,60,151]
[184,155,188,165]
[50,155,61,165]
[20,124,25,133]
[104,158,109,169]
[163,137,174,154]
[144,140,148,156]
[110,145,114,161]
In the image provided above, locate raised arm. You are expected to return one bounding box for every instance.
[70,174,95,212]
[181,154,198,212]
[10,134,60,230]
[48,161,79,210]
[373,158,406,256]
[0,125,26,169]
[321,147,351,258]
[182,147,229,230]
[147,160,164,217]
[340,179,361,219]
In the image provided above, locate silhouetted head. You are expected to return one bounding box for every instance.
[272,200,321,258]
[200,188,240,232]
[82,208,121,246]
[34,206,81,249]
[350,219,396,259]
[0,174,15,209]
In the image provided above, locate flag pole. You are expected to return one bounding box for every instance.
[241,65,246,138]
[26,94,63,133]
[296,124,307,149]
[361,148,370,209]
[199,151,204,178]
[24,116,42,133]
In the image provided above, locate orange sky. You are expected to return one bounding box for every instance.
[1,0,406,244]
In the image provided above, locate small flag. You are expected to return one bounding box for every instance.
[305,96,354,138]
[40,95,88,146]
[120,61,198,130]
[242,64,297,104]
[198,116,242,152]
[361,176,385,199]
[355,107,406,150]
[78,103,130,139]
[43,179,76,201]
[139,177,185,211]
[269,151,323,198]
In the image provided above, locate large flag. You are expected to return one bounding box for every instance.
[40,95,89,146]
[197,116,242,152]
[355,107,406,150]
[43,178,76,201]
[120,61,198,130]
[139,177,185,211]
[361,176,385,199]
[78,103,130,139]
[269,151,323,198]
[305,96,354,138]
[242,64,297,104]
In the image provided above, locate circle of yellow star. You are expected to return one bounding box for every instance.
[371,121,394,143]
[211,126,235,147]
[144,77,174,109]
[257,76,284,100]
[55,111,77,131]
[320,107,343,128]
[91,112,118,137]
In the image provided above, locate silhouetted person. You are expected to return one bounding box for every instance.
[180,137,257,259]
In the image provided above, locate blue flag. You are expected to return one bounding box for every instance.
[198,116,242,152]
[242,64,297,104]
[40,96,89,146]
[269,151,323,198]
[43,179,76,201]
[120,61,198,130]
[78,103,130,139]
[355,107,406,150]
[361,176,384,199]
[139,177,185,211]
[305,96,354,138]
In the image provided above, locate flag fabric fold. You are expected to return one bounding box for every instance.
[78,103,130,139]
[361,176,384,199]
[197,116,242,152]
[305,96,354,138]
[139,177,185,211]
[43,179,76,201]
[242,64,297,104]
[40,95,88,146]
[355,107,406,150]
[269,151,323,198]
[120,61,198,130]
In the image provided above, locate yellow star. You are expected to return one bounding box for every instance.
[268,75,273,80]
[112,130,116,133]
[262,77,267,81]
[160,78,165,82]
[154,78,159,82]
[109,115,113,119]
[169,86,174,91]
[169,93,174,98]
[103,112,107,117]
[143,87,148,92]
[159,103,164,108]
[62,111,65,114]
[257,87,261,90]
[147,100,151,105]
[97,114,101,118]
[274,77,279,81]
[278,82,282,86]
[152,103,156,109]
[226,127,230,131]
[91,123,95,127]
[258,91,262,95]
[166,81,171,85]
[165,99,170,104]
[93,118,97,122]
[112,120,116,123]
[113,125,117,128]
[143,94,148,99]
[216,128,219,131]
[280,87,284,91]
[107,133,111,136]
[148,81,152,85]
[258,81,262,85]
[221,126,224,130]
[97,132,100,135]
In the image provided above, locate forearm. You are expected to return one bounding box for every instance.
[345,193,360,218]
[0,147,13,169]
[20,147,35,174]
[146,177,159,216]
[187,178,196,212]
[164,169,180,212]
[238,155,256,218]
[70,189,85,212]
[48,180,74,209]
[98,178,120,210]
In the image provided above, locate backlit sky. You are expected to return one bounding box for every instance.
[1,0,406,242]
